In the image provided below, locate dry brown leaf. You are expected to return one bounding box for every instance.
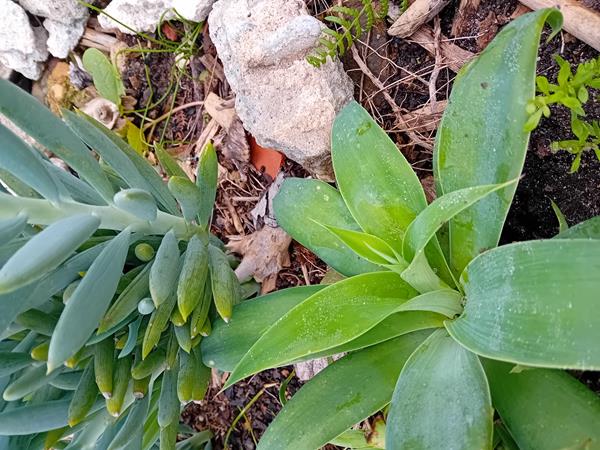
[227,226,291,294]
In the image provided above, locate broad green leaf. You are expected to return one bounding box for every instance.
[76,113,179,215]
[446,239,600,370]
[556,215,600,239]
[274,178,379,276]
[257,332,429,450]
[150,230,180,308]
[225,272,419,389]
[483,359,600,450]
[113,189,157,221]
[299,311,444,362]
[0,214,100,294]
[201,285,325,372]
[99,263,150,332]
[386,330,492,450]
[332,101,427,249]
[82,48,124,105]
[0,352,32,377]
[0,122,66,202]
[0,78,115,202]
[48,229,130,371]
[0,213,27,243]
[0,399,71,435]
[195,142,218,229]
[168,177,203,223]
[434,9,563,275]
[322,224,401,266]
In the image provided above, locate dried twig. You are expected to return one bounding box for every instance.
[410,26,476,73]
[388,0,452,37]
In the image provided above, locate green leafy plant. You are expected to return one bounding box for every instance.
[307,0,395,67]
[82,48,126,107]
[0,78,240,449]
[203,9,600,449]
[526,54,600,171]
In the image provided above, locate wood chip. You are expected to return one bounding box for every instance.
[451,0,481,37]
[388,0,452,37]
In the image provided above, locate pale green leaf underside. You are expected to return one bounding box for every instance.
[447,239,600,370]
[387,329,492,450]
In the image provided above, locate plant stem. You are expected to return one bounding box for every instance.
[0,193,193,239]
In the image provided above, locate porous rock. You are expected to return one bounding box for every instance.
[19,0,89,58]
[99,0,216,33]
[0,0,48,80]
[208,0,354,178]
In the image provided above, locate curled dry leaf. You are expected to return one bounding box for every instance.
[227,225,291,294]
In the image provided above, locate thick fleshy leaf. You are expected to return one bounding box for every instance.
[113,189,157,221]
[434,9,563,275]
[150,230,180,308]
[0,399,71,435]
[195,143,218,229]
[0,352,32,377]
[0,214,100,294]
[274,178,379,276]
[42,161,106,205]
[201,285,325,371]
[386,330,492,450]
[483,359,600,449]
[332,101,427,250]
[48,229,131,371]
[446,239,600,369]
[257,332,429,450]
[225,272,419,388]
[556,215,600,239]
[75,112,179,215]
[155,144,188,179]
[0,122,66,202]
[0,78,114,202]
[483,359,600,450]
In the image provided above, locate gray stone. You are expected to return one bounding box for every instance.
[19,0,89,58]
[98,0,216,34]
[209,0,354,178]
[0,0,48,80]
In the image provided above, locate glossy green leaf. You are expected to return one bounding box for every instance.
[483,359,600,450]
[100,263,150,333]
[225,272,418,388]
[332,101,427,250]
[386,330,492,450]
[0,213,27,244]
[434,9,563,275]
[447,239,600,370]
[76,112,179,215]
[0,122,66,202]
[48,229,130,371]
[113,189,157,221]
[168,177,203,223]
[150,230,180,308]
[257,332,429,450]
[274,178,379,276]
[0,214,100,294]
[322,224,400,265]
[0,352,32,377]
[82,48,124,105]
[0,399,71,435]
[201,285,325,371]
[0,78,115,202]
[195,142,218,229]
[556,215,600,239]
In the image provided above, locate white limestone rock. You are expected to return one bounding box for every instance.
[19,0,89,58]
[208,0,354,178]
[0,0,48,80]
[99,0,216,33]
